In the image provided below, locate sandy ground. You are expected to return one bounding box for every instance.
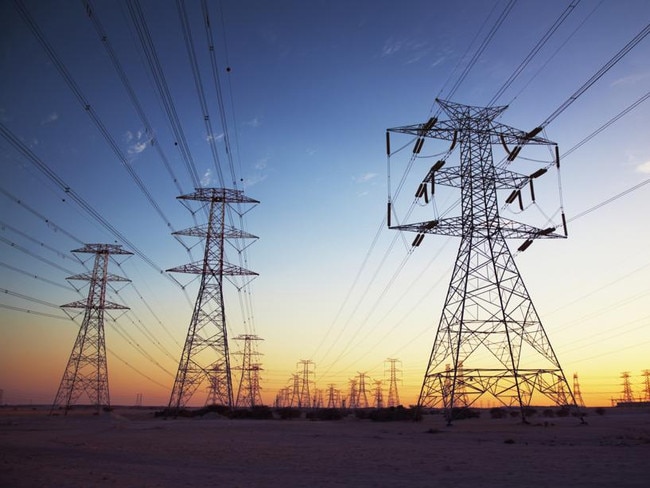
[1,407,648,487]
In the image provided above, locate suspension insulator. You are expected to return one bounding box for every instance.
[432,160,445,172]
[529,179,536,202]
[530,168,547,179]
[422,117,437,133]
[500,134,511,155]
[555,145,560,168]
[386,131,391,155]
[507,145,522,162]
[518,239,533,252]
[506,189,519,204]
[449,130,458,151]
[524,126,543,140]
[412,233,425,247]
[540,227,556,236]
[413,137,425,154]
[415,183,427,198]
[387,201,392,227]
[561,212,568,236]
[518,190,524,211]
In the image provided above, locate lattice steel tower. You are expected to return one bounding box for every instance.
[385,358,401,407]
[51,244,132,414]
[233,334,264,408]
[388,99,577,422]
[167,188,258,411]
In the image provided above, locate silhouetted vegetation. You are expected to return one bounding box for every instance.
[277,407,301,420]
[368,406,413,422]
[306,408,343,421]
[450,407,480,420]
[490,407,507,419]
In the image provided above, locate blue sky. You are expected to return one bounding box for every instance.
[1,0,649,406]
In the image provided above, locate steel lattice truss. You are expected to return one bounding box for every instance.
[388,99,577,422]
[233,334,264,408]
[51,244,132,415]
[167,188,258,411]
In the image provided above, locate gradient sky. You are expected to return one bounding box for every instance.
[1,0,649,408]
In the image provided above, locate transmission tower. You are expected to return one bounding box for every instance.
[385,358,401,407]
[289,374,300,407]
[620,372,634,403]
[643,370,650,402]
[167,188,258,411]
[297,360,314,408]
[348,378,358,409]
[233,334,264,408]
[355,372,370,408]
[573,373,586,408]
[373,380,384,409]
[326,384,340,409]
[388,99,578,423]
[51,244,132,414]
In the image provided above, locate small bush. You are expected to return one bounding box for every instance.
[490,407,507,419]
[595,407,606,416]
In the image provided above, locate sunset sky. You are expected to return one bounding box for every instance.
[1,0,649,408]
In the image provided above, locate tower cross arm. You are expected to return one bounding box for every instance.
[423,166,530,189]
[172,223,258,239]
[167,261,259,276]
[61,300,130,310]
[66,272,131,282]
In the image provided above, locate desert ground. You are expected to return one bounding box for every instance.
[1,406,648,487]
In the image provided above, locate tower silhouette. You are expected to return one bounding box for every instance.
[388,99,577,422]
[385,358,401,407]
[167,188,258,411]
[620,372,634,403]
[297,360,314,408]
[347,378,358,409]
[643,370,650,402]
[573,373,586,408]
[356,372,370,408]
[233,334,264,407]
[373,380,384,408]
[51,244,132,414]
[326,383,339,409]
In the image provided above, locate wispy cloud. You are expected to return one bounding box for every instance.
[611,71,650,87]
[201,168,212,186]
[125,129,151,156]
[255,158,268,170]
[354,172,378,183]
[206,132,224,142]
[636,161,650,174]
[244,117,260,128]
[41,112,59,125]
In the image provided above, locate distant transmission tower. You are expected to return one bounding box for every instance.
[51,244,132,414]
[326,384,340,408]
[233,334,264,408]
[573,373,586,408]
[385,358,401,407]
[167,188,258,411]
[643,370,650,402]
[356,372,370,408]
[388,99,578,422]
[620,372,634,403]
[348,378,358,409]
[373,380,384,409]
[297,360,314,408]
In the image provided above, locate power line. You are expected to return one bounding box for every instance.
[12,0,183,239]
[540,22,650,128]
[488,0,582,106]
[0,121,185,290]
